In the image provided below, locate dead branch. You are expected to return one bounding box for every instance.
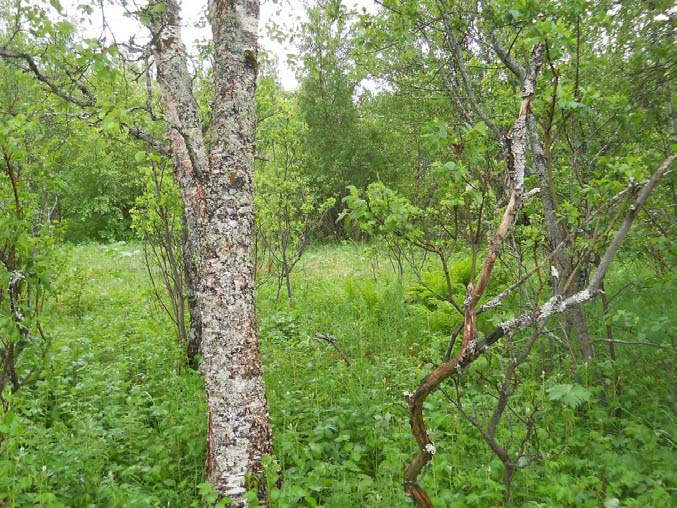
[314,333,352,366]
[480,153,674,348]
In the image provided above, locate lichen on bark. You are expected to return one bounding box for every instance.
[150,1,272,505]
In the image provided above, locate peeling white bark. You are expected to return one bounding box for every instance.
[493,154,675,341]
[151,1,272,505]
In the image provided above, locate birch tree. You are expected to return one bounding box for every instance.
[1,0,273,504]
[148,1,272,504]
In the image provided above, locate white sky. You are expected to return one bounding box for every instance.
[63,0,377,90]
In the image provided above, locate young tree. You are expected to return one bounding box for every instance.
[354,1,675,505]
[255,77,335,301]
[0,62,54,405]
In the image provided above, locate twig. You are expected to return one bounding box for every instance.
[590,339,667,349]
[314,333,352,366]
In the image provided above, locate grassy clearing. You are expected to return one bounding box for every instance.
[1,242,675,507]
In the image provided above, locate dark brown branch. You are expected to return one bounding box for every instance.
[314,333,352,367]
[0,47,96,107]
[124,123,171,157]
[0,45,169,158]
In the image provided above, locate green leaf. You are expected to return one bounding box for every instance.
[139,12,152,26]
[547,383,592,409]
[50,0,64,13]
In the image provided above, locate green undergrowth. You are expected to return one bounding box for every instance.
[2,242,675,507]
[1,243,207,507]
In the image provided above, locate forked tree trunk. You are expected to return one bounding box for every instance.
[151,1,272,505]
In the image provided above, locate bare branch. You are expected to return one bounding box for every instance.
[438,8,504,143]
[124,123,171,157]
[590,339,667,349]
[314,333,352,366]
[488,30,525,81]
[482,154,675,348]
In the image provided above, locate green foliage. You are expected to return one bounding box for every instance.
[0,244,206,507]
[197,482,231,507]
[0,1,158,243]
[0,243,675,507]
[546,383,592,409]
[0,61,57,400]
[130,158,189,353]
[257,245,677,507]
[294,1,397,222]
[1,1,676,507]
[59,132,146,242]
[131,160,184,243]
[342,182,421,237]
[256,77,336,299]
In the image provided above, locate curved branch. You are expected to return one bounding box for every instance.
[481,153,674,347]
[0,46,170,158]
[404,149,674,506]
[403,43,546,507]
[0,47,96,107]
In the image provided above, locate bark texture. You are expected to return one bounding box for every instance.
[151,0,207,365]
[203,0,273,502]
[152,1,272,505]
[490,26,594,361]
[403,44,547,507]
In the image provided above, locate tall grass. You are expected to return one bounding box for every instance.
[1,242,674,507]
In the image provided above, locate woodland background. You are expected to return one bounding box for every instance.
[0,0,675,507]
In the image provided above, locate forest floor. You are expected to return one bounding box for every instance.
[1,242,675,507]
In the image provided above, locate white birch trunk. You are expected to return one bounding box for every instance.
[151,1,272,505]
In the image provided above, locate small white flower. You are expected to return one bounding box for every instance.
[425,443,436,455]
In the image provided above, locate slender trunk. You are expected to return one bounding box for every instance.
[285,264,293,301]
[503,465,514,507]
[599,279,622,401]
[152,0,207,367]
[527,116,593,360]
[182,219,202,367]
